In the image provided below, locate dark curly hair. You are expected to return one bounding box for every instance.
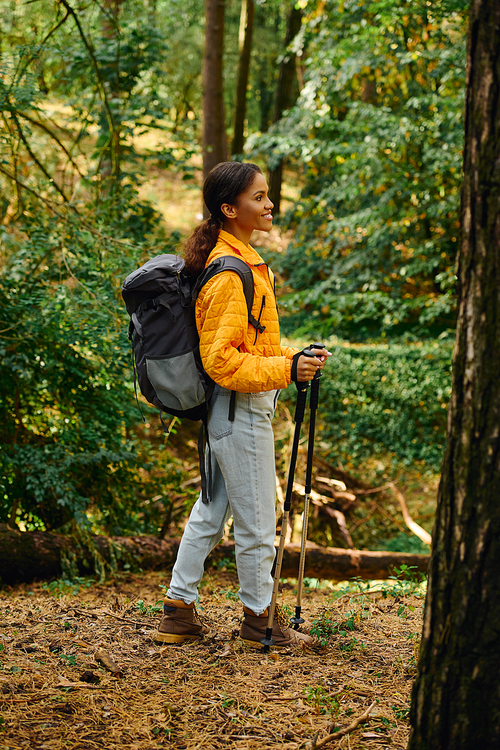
[183,161,262,274]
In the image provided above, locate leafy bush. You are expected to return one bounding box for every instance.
[280,340,452,471]
[0,190,194,534]
[250,0,467,339]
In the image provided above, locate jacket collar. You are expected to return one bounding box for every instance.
[215,230,265,266]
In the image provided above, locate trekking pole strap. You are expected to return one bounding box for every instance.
[305,377,319,494]
[283,386,308,512]
[310,372,320,411]
[293,383,308,424]
[199,418,212,504]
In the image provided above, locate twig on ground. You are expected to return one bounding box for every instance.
[306,700,377,749]
[260,693,299,701]
[101,609,145,626]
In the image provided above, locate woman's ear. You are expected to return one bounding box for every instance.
[221,203,237,220]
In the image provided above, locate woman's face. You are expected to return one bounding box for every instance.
[223,172,274,236]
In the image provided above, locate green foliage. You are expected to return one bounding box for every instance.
[379,531,428,554]
[0,185,198,534]
[135,599,164,616]
[310,613,338,646]
[0,0,457,547]
[251,0,467,339]
[303,685,340,715]
[281,340,452,470]
[41,577,95,597]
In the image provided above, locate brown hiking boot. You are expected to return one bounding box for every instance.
[239,605,313,649]
[155,598,208,644]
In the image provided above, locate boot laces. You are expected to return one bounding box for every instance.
[275,604,291,633]
[192,603,205,626]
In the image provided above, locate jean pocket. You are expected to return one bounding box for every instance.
[208,397,234,441]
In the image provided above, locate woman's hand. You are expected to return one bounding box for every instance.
[294,347,331,383]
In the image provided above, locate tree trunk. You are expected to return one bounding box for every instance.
[409,3,500,748]
[202,0,227,191]
[0,525,428,585]
[268,5,302,214]
[232,0,255,156]
[99,0,122,189]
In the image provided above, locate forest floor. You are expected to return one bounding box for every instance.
[0,569,424,750]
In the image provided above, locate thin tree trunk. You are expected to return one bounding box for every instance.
[202,0,227,191]
[268,5,302,213]
[99,0,122,189]
[409,3,500,748]
[232,0,255,156]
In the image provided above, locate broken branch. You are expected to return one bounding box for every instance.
[388,482,432,546]
[306,700,377,749]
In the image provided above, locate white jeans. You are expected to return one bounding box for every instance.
[168,385,278,614]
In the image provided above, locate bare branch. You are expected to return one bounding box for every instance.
[0,164,137,250]
[306,701,377,749]
[10,109,72,204]
[388,482,432,546]
[17,112,85,178]
[58,0,119,178]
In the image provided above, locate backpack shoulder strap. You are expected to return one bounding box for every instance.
[195,255,264,333]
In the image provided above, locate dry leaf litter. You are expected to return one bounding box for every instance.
[0,569,424,750]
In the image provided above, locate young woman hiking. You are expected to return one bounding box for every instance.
[156,161,330,648]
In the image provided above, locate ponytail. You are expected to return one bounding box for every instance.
[183,217,220,275]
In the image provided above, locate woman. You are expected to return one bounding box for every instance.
[156,161,330,647]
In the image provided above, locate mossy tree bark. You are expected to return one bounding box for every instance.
[408,2,500,748]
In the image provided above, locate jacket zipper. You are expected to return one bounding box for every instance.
[254,295,266,345]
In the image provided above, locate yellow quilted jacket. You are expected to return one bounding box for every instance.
[196,230,297,392]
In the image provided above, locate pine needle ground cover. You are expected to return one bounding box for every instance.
[0,571,423,750]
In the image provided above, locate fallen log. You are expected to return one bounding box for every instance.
[0,524,429,585]
[277,542,428,581]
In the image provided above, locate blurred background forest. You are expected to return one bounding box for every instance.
[0,0,468,558]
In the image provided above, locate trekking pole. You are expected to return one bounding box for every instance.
[290,342,324,629]
[261,347,319,652]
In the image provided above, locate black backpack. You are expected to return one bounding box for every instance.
[121,253,264,423]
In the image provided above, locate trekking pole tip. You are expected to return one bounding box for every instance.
[260,627,275,652]
[290,607,305,630]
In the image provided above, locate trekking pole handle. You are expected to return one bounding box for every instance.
[306,342,325,382]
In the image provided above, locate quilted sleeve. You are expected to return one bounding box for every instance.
[281,344,299,359]
[197,273,292,392]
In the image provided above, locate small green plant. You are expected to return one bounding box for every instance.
[0,716,5,731]
[381,717,397,729]
[303,686,339,716]
[41,577,94,598]
[310,614,338,646]
[220,588,239,601]
[392,704,411,721]
[388,565,426,596]
[59,654,77,667]
[221,695,235,709]
[135,599,164,616]
[215,556,237,573]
